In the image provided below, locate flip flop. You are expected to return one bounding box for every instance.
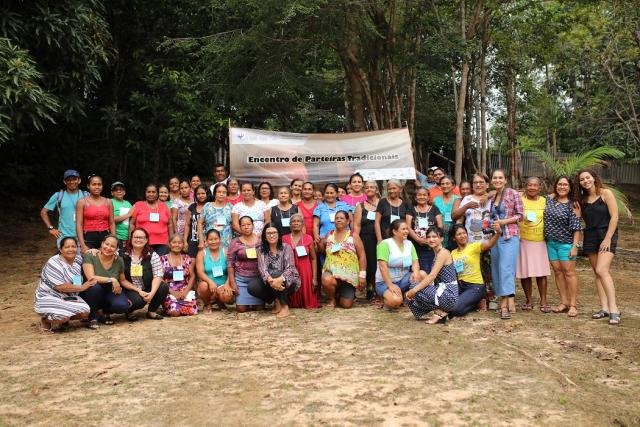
[567,306,578,317]
[520,303,533,311]
[592,310,609,319]
[540,305,552,313]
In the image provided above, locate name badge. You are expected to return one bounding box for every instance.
[366,210,376,221]
[444,212,452,222]
[418,217,429,229]
[72,275,82,286]
[245,247,257,259]
[172,269,184,281]
[216,216,227,225]
[130,264,143,277]
[73,213,76,222]
[149,212,160,222]
[330,243,341,253]
[329,212,336,222]
[454,259,464,273]
[212,266,224,277]
[281,217,290,228]
[295,245,308,257]
[120,207,130,226]
[526,211,537,222]
[390,214,400,222]
[402,255,413,268]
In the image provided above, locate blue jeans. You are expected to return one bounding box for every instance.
[80,284,130,320]
[450,282,486,317]
[490,236,520,297]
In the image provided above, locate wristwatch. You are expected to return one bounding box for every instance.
[48,226,54,230]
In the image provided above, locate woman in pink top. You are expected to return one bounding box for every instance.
[76,175,115,253]
[340,173,367,207]
[130,183,172,255]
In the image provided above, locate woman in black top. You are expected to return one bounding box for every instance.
[183,184,209,258]
[264,186,298,236]
[375,179,412,242]
[353,180,381,300]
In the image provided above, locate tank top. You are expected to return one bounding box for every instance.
[520,195,545,242]
[204,247,227,286]
[583,196,614,233]
[358,202,376,236]
[83,198,110,231]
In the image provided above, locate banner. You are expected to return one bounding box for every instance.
[229,128,416,184]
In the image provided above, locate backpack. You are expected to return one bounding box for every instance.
[54,189,88,216]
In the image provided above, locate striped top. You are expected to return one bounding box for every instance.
[35,254,83,300]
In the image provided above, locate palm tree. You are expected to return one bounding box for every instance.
[529,145,632,220]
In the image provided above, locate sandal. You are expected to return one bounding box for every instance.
[98,315,114,325]
[146,312,164,320]
[126,313,138,322]
[500,308,511,320]
[592,310,609,319]
[540,305,552,313]
[86,319,99,330]
[608,313,621,325]
[552,304,569,314]
[520,302,533,311]
[567,306,578,317]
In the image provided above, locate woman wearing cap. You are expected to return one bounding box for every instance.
[40,169,85,246]
[130,183,172,255]
[111,181,132,253]
[76,175,115,253]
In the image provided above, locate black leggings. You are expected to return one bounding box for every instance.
[248,279,295,305]
[125,282,169,313]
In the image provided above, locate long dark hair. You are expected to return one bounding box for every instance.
[553,175,576,202]
[125,227,152,260]
[260,222,282,253]
[575,169,604,204]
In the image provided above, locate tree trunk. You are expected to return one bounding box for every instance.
[505,66,518,185]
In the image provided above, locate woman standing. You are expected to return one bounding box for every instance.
[257,181,278,208]
[297,182,317,239]
[120,228,169,320]
[183,185,208,258]
[576,169,620,325]
[488,169,523,319]
[459,180,472,198]
[227,216,264,312]
[252,224,300,318]
[161,234,197,316]
[341,173,367,207]
[189,175,202,201]
[517,177,551,312]
[76,175,115,253]
[321,211,367,309]
[544,176,582,317]
[283,214,319,309]
[158,184,172,210]
[168,176,181,201]
[352,180,380,300]
[130,184,171,255]
[34,237,91,332]
[199,183,233,248]
[196,229,234,312]
[405,227,458,324]
[407,187,443,273]
[264,186,298,236]
[313,183,352,247]
[452,173,492,244]
[171,180,192,237]
[433,175,460,248]
[232,182,268,237]
[290,178,304,205]
[374,179,411,243]
[226,179,243,205]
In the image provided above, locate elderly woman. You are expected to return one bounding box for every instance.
[196,229,235,312]
[407,186,443,273]
[227,216,264,312]
[231,181,268,237]
[80,234,129,328]
[130,183,172,256]
[283,214,319,309]
[119,227,169,321]
[160,234,197,316]
[250,223,300,318]
[34,237,91,332]
[264,186,298,236]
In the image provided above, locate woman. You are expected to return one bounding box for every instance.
[196,229,234,312]
[576,169,620,324]
[517,177,551,312]
[251,224,300,318]
[374,179,411,243]
[314,190,324,202]
[76,175,115,253]
[452,173,492,244]
[341,173,367,207]
[199,183,233,248]
[226,178,243,205]
[321,210,367,309]
[80,234,129,328]
[407,187,443,273]
[353,180,381,300]
[405,227,458,324]
[120,228,169,320]
[257,181,278,208]
[488,169,523,319]
[376,219,426,309]
[130,183,172,255]
[544,176,582,317]
[450,223,501,317]
[171,180,192,237]
[290,178,304,205]
[231,182,268,237]
[168,176,180,201]
[283,214,319,309]
[161,234,197,316]
[158,184,172,209]
[34,237,91,332]
[183,184,208,258]
[297,182,317,238]
[227,216,264,312]
[189,175,202,200]
[265,186,298,236]
[433,175,460,248]
[313,183,352,248]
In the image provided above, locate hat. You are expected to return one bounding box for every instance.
[63,169,80,179]
[428,166,439,171]
[111,181,126,190]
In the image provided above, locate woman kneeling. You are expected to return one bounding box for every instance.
[197,229,235,312]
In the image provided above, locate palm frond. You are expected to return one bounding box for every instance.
[607,185,633,221]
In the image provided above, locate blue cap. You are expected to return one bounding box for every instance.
[63,169,80,179]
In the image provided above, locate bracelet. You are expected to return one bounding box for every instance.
[358,271,366,279]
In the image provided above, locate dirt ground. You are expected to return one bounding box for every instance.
[0,196,639,426]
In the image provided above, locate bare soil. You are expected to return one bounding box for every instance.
[0,208,639,426]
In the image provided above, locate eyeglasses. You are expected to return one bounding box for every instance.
[265,231,278,236]
[132,235,147,240]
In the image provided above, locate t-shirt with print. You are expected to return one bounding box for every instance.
[451,242,483,284]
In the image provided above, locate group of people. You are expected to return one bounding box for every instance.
[34,163,622,332]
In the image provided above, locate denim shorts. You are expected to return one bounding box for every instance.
[375,271,413,297]
[546,240,576,262]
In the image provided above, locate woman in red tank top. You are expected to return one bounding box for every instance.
[76,175,115,253]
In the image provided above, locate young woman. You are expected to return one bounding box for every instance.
[313,183,352,247]
[196,229,234,312]
[450,223,501,317]
[321,210,367,309]
[407,187,443,273]
[314,190,324,202]
[257,181,278,208]
[158,184,172,209]
[341,173,367,207]
[544,176,582,317]
[168,176,181,201]
[183,185,208,258]
[227,216,264,312]
[576,169,620,325]
[297,182,317,239]
[120,228,169,320]
[459,180,472,198]
[189,175,202,201]
[352,180,381,300]
[283,214,319,309]
[264,186,298,236]
[433,175,460,248]
[252,224,300,318]
[375,219,426,310]
[76,175,115,253]
[374,179,411,243]
[80,234,129,328]
[161,234,197,316]
[171,180,192,237]
[231,182,268,237]
[226,178,243,205]
[130,183,171,255]
[290,178,304,205]
[199,183,233,248]
[34,237,91,332]
[405,227,458,324]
